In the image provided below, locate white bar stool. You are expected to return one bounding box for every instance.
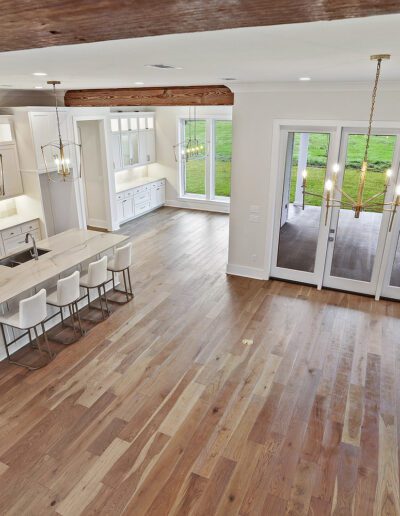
[107,242,134,303]
[46,270,84,340]
[0,289,54,370]
[79,255,111,320]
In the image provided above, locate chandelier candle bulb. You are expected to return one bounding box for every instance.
[385,168,393,186]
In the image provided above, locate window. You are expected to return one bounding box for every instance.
[179,117,232,201]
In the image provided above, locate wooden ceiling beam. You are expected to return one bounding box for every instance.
[64,85,234,107]
[0,1,399,53]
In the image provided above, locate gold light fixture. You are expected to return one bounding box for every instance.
[173,106,208,162]
[302,54,400,230]
[41,80,82,182]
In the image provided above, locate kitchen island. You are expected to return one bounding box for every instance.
[0,228,128,360]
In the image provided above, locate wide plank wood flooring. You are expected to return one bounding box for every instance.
[0,207,399,515]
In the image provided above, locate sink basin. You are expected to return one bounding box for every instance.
[0,248,50,268]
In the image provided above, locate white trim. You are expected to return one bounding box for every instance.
[229,81,400,94]
[165,199,230,213]
[226,263,266,280]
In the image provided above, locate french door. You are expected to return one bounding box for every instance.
[271,124,400,299]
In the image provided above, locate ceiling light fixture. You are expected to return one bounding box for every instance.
[34,86,43,89]
[41,80,82,182]
[145,64,183,70]
[134,81,144,85]
[221,77,237,81]
[299,77,311,81]
[302,54,400,229]
[33,72,47,76]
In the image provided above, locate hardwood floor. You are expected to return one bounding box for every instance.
[0,207,399,515]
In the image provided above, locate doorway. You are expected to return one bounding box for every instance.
[271,123,400,299]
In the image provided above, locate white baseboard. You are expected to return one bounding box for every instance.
[165,199,230,214]
[226,263,267,280]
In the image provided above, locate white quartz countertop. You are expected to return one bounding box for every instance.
[115,176,164,194]
[0,214,38,232]
[0,228,128,304]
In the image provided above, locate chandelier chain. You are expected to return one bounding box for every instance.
[363,58,382,164]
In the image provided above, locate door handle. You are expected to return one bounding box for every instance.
[328,236,335,242]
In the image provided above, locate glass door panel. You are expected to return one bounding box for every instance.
[389,232,400,287]
[183,120,206,196]
[275,132,330,273]
[329,134,395,282]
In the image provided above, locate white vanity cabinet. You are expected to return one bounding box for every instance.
[109,113,156,172]
[116,179,165,225]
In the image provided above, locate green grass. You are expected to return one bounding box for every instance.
[184,120,232,197]
[290,167,387,212]
[290,133,395,213]
[183,128,396,203]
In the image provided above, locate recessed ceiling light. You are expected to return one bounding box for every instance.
[134,81,144,85]
[34,86,43,89]
[33,72,47,76]
[299,77,311,81]
[145,64,183,70]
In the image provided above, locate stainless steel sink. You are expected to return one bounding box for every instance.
[0,248,50,267]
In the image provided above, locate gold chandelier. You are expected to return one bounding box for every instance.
[41,80,82,182]
[301,54,400,230]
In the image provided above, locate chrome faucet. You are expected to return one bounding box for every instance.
[25,232,38,260]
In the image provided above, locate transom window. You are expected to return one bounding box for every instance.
[179,117,232,201]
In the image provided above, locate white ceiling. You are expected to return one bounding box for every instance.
[0,13,400,90]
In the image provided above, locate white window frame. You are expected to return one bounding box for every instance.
[178,115,232,203]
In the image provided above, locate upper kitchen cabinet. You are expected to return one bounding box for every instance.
[0,145,23,198]
[109,113,156,172]
[0,117,23,199]
[11,108,73,173]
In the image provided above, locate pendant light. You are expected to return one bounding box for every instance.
[41,80,82,182]
[301,54,400,230]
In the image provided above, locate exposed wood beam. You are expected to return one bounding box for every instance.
[0,1,399,53]
[64,85,234,107]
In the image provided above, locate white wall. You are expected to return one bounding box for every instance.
[149,105,232,212]
[227,82,400,279]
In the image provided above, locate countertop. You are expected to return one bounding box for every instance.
[0,228,128,304]
[0,214,38,232]
[115,176,164,194]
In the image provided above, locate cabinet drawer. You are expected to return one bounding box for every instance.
[3,229,41,253]
[21,220,40,233]
[135,200,151,215]
[2,226,22,240]
[134,191,150,203]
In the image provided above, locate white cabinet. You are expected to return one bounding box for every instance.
[111,132,122,172]
[139,130,155,165]
[109,114,156,171]
[0,218,41,256]
[150,180,165,208]
[29,111,71,172]
[115,179,165,225]
[0,144,23,199]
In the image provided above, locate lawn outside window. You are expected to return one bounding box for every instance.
[178,116,232,203]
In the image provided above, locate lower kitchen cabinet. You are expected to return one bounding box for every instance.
[116,179,165,225]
